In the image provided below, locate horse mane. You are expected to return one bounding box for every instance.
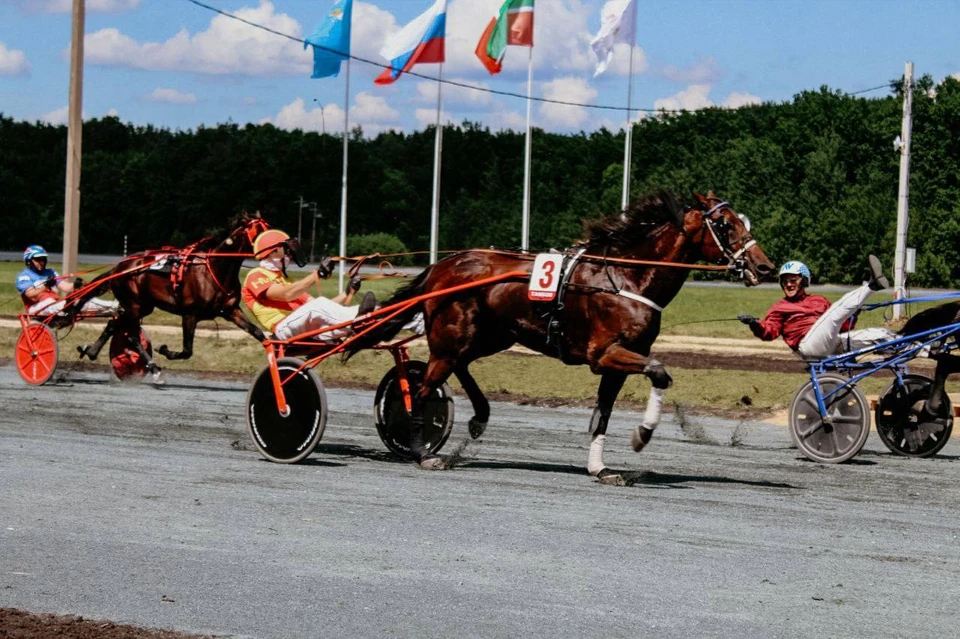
[583,189,685,250]
[193,211,261,251]
[898,301,960,337]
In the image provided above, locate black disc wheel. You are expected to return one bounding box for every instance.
[246,358,327,463]
[875,374,953,458]
[789,375,870,464]
[374,360,454,460]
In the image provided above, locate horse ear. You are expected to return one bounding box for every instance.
[692,192,708,207]
[706,190,718,200]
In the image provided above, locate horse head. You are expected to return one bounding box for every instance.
[224,211,270,253]
[687,192,774,286]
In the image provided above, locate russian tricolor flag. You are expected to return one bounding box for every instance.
[374,0,446,85]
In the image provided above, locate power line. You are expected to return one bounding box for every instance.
[183,0,896,114]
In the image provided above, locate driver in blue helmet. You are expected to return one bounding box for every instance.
[17,245,119,317]
[738,255,890,358]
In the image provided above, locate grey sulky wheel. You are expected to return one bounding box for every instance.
[789,375,870,463]
[374,360,454,460]
[246,357,327,463]
[875,374,953,458]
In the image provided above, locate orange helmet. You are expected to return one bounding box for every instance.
[253,230,290,257]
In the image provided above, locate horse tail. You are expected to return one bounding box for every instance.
[345,266,435,358]
[898,301,960,337]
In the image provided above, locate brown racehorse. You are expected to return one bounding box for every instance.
[349,190,774,475]
[77,212,271,376]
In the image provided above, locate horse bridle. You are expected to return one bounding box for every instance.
[700,200,757,279]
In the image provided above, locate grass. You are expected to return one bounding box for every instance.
[4,259,958,417]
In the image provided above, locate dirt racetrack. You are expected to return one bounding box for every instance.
[3,365,960,638]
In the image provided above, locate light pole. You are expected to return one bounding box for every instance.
[312,99,326,136]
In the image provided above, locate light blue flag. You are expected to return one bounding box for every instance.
[304,0,353,79]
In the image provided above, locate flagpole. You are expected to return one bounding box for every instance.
[621,3,637,211]
[429,64,444,264]
[338,58,351,293]
[521,46,533,252]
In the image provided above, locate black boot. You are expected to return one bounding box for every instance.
[867,255,889,291]
[357,291,377,316]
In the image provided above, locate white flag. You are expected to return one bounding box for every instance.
[590,0,637,77]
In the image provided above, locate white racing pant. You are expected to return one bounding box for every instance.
[797,283,889,359]
[273,297,426,342]
[28,297,119,317]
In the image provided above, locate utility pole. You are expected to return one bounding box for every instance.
[893,61,913,320]
[62,0,85,275]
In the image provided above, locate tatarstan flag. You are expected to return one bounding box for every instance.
[474,0,534,75]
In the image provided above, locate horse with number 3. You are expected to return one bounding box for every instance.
[349,190,775,477]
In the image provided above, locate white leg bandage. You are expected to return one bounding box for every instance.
[641,387,666,431]
[588,434,607,476]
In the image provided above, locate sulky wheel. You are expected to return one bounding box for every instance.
[109,327,153,381]
[789,375,871,464]
[875,374,953,458]
[374,360,454,460]
[246,358,327,464]
[15,323,59,385]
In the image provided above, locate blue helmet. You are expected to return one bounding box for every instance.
[23,245,48,265]
[778,261,810,287]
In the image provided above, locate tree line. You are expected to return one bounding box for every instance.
[2,75,959,287]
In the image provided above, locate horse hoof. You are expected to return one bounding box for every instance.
[77,345,91,360]
[158,344,170,357]
[468,417,488,439]
[632,427,654,452]
[419,455,446,471]
[596,467,625,486]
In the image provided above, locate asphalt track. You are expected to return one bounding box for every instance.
[2,366,960,638]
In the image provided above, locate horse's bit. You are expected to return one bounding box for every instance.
[701,200,757,280]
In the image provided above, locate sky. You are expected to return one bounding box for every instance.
[1,0,959,136]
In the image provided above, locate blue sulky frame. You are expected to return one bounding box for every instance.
[793,293,960,463]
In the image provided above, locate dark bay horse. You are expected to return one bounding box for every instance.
[896,301,960,449]
[350,190,775,475]
[78,212,270,375]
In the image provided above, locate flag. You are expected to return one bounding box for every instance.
[374,0,447,85]
[590,0,637,77]
[475,0,534,75]
[304,0,353,79]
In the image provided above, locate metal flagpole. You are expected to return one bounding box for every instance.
[521,46,534,252]
[621,2,637,211]
[338,59,351,293]
[62,0,85,275]
[893,61,914,320]
[429,64,444,264]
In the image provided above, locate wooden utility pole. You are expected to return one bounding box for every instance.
[62,0,85,275]
[893,61,913,320]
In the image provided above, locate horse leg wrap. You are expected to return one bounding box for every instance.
[632,387,665,452]
[588,434,607,476]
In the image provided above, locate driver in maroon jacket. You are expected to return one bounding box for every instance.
[739,256,888,358]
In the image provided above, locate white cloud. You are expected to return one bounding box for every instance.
[602,44,649,76]
[265,92,400,136]
[242,96,259,106]
[351,91,400,122]
[83,2,309,76]
[654,84,714,112]
[659,57,722,85]
[40,105,69,125]
[415,78,493,108]
[539,76,598,129]
[144,87,198,105]
[654,85,762,113]
[414,108,450,128]
[21,0,140,13]
[723,91,762,109]
[0,42,30,76]
[106,108,119,117]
